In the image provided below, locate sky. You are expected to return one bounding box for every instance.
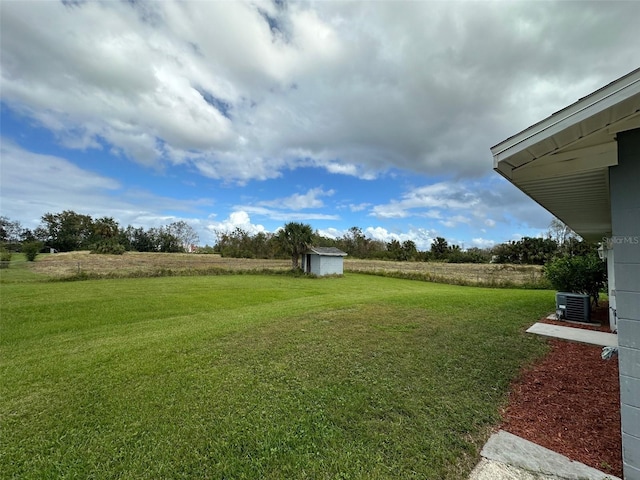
[1,0,639,250]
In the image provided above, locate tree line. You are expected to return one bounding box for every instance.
[1,212,606,307]
[1,211,598,266]
[0,211,199,256]
[214,225,494,263]
[213,221,599,265]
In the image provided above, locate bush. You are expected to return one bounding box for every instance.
[90,240,126,255]
[0,246,11,268]
[544,253,606,305]
[22,241,42,262]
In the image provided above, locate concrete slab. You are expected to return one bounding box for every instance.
[526,322,618,347]
[477,430,621,480]
[546,314,603,328]
[468,457,558,479]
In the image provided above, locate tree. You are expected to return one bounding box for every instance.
[430,237,448,260]
[152,227,183,253]
[563,237,598,258]
[518,237,557,265]
[402,240,418,261]
[215,228,252,258]
[387,239,403,260]
[341,227,367,257]
[547,218,577,249]
[92,217,120,241]
[39,211,93,251]
[125,226,155,252]
[0,216,23,246]
[251,231,275,259]
[20,229,37,243]
[491,237,557,264]
[90,217,125,254]
[167,221,199,251]
[277,222,313,269]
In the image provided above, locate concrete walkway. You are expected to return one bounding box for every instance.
[469,430,621,480]
[526,322,618,347]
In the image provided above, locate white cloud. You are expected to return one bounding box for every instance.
[316,227,343,239]
[440,216,470,228]
[259,187,335,210]
[206,211,266,237]
[2,0,636,249]
[0,141,211,233]
[324,163,360,177]
[470,238,496,249]
[369,203,409,219]
[3,1,637,184]
[371,181,480,219]
[0,140,120,225]
[348,203,370,212]
[370,177,552,234]
[313,225,436,250]
[364,226,435,251]
[235,205,340,222]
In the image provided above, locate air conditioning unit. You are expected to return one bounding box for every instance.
[555,292,591,323]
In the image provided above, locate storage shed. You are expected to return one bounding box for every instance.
[302,247,347,276]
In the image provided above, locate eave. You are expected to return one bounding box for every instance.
[491,68,640,242]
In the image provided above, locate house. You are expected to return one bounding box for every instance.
[491,67,640,479]
[302,247,347,276]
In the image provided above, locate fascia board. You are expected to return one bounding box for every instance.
[491,69,640,167]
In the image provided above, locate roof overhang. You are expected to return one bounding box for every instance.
[491,68,640,242]
[307,247,348,257]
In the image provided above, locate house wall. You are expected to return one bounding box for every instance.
[611,127,640,480]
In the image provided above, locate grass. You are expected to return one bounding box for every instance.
[346,259,549,289]
[0,258,553,479]
[21,251,548,288]
[0,253,43,283]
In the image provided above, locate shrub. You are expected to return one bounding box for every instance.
[544,253,606,305]
[0,246,11,268]
[90,240,126,255]
[22,241,42,262]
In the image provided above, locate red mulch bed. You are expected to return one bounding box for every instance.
[500,303,622,477]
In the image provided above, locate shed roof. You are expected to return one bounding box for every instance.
[491,68,640,241]
[307,247,348,256]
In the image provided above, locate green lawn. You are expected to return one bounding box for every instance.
[0,267,552,479]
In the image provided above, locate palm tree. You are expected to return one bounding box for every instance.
[277,222,313,269]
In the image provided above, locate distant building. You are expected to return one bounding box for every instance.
[302,247,347,276]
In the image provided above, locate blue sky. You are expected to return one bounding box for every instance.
[1,1,639,250]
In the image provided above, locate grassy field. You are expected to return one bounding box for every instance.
[345,258,546,287]
[0,257,552,479]
[24,251,546,287]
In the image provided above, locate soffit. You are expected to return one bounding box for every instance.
[491,69,640,240]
